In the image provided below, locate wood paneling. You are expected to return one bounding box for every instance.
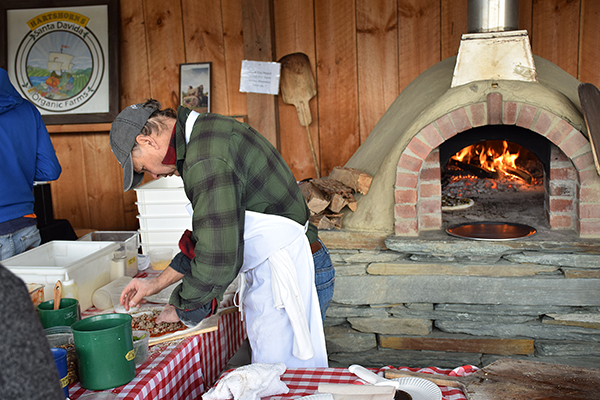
[221,0,247,117]
[356,0,398,142]
[441,0,467,60]
[315,0,359,177]
[144,0,186,108]
[181,0,228,115]
[46,0,596,232]
[51,135,91,229]
[398,0,441,96]
[579,0,600,86]
[274,0,320,180]
[531,0,581,77]
[519,0,533,35]
[119,0,152,229]
[241,0,278,147]
[81,134,126,230]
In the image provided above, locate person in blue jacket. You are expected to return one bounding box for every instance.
[0,68,62,261]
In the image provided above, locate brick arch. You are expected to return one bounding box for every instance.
[394,93,600,238]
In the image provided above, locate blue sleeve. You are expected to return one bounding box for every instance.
[33,108,61,182]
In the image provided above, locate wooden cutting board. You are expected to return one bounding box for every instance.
[384,358,600,400]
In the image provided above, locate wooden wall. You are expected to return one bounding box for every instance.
[47,0,600,232]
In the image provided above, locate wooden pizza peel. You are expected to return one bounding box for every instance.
[279,52,320,178]
[148,305,239,346]
[578,82,600,176]
[384,358,600,400]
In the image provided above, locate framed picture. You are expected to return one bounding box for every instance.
[180,62,211,113]
[0,0,119,125]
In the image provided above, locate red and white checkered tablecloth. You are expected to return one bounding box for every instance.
[213,365,477,400]
[69,299,246,399]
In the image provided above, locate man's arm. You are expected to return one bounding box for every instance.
[120,266,184,310]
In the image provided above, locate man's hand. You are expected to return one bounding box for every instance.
[156,304,181,323]
[120,278,156,311]
[120,266,185,311]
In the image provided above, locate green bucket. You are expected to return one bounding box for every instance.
[37,298,81,329]
[71,313,136,390]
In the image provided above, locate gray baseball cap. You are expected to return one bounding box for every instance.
[110,102,159,191]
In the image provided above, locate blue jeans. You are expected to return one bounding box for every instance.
[312,240,335,321]
[0,225,41,261]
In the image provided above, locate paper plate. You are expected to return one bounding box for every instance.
[395,377,442,400]
[299,394,334,400]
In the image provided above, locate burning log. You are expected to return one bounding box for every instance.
[505,166,533,184]
[448,159,499,179]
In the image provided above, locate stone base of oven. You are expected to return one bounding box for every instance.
[320,229,600,370]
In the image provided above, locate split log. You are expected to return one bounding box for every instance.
[346,197,357,212]
[329,193,348,213]
[329,167,373,194]
[311,178,354,198]
[310,214,336,230]
[299,181,330,214]
[310,213,343,230]
[325,213,343,229]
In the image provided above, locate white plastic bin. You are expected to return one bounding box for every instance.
[137,215,192,230]
[77,231,140,273]
[135,201,190,216]
[3,241,119,312]
[138,229,183,247]
[141,243,180,256]
[134,176,188,203]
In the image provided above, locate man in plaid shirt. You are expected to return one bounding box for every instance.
[110,99,334,329]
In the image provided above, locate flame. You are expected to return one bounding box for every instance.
[451,140,523,180]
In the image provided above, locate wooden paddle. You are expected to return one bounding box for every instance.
[384,358,600,400]
[279,52,320,178]
[578,82,600,176]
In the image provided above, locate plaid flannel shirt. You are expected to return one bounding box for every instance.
[169,107,317,312]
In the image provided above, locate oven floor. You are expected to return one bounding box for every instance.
[442,186,550,233]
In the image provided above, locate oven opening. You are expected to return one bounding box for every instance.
[439,125,549,230]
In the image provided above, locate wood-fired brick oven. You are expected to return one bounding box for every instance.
[341,34,600,239]
[321,0,600,371]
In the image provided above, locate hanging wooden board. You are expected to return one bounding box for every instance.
[578,83,600,175]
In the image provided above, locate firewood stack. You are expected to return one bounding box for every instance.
[300,167,373,230]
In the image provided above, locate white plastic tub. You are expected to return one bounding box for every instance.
[137,215,192,230]
[3,241,119,312]
[134,176,188,203]
[77,231,140,273]
[135,201,191,216]
[141,243,180,256]
[138,229,183,250]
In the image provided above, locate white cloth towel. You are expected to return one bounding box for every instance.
[202,363,289,400]
[269,249,314,360]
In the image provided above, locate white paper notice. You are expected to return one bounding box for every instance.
[239,60,281,95]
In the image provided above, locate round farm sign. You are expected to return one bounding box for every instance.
[12,10,105,113]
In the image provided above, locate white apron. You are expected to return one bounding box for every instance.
[184,111,327,367]
[238,211,328,367]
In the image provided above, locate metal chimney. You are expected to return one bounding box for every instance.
[468,0,519,33]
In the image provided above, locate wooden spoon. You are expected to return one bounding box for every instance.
[53,280,62,310]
